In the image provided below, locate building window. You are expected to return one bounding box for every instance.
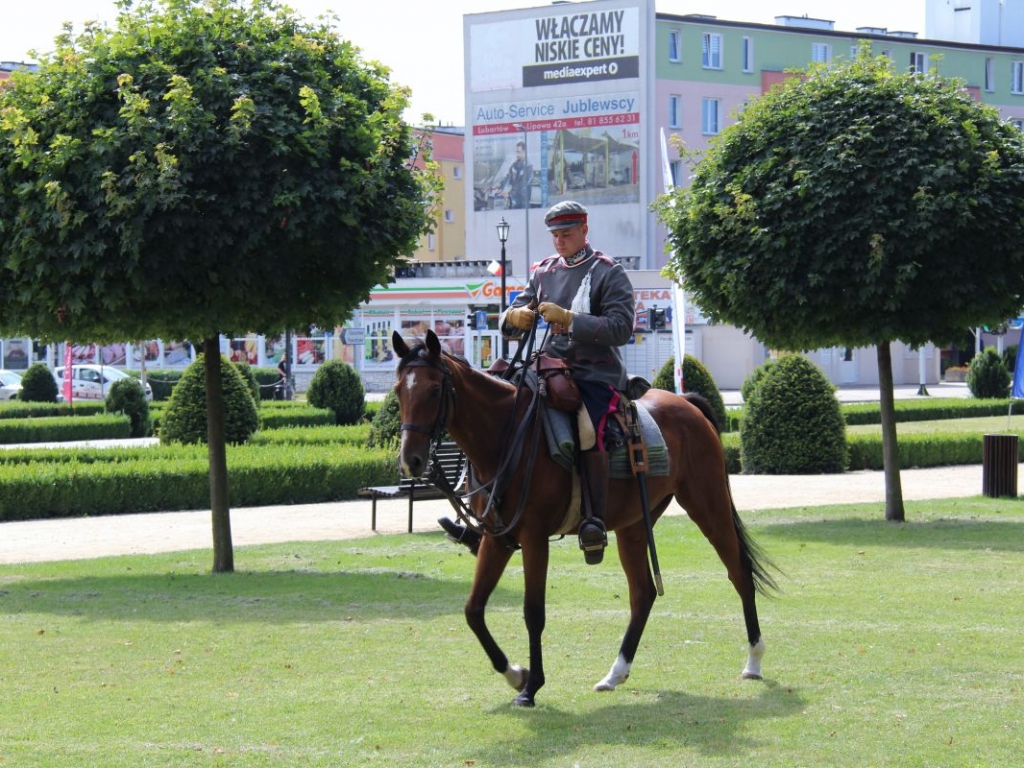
[669,159,683,187]
[427,234,436,251]
[701,33,722,70]
[668,95,681,129]
[452,165,462,180]
[702,98,721,135]
[881,49,892,60]
[444,209,455,223]
[910,51,927,74]
[1013,61,1024,94]
[812,42,832,63]
[668,29,681,62]
[1011,118,1024,131]
[742,37,754,72]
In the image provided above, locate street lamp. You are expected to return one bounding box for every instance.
[496,217,510,358]
[512,123,530,278]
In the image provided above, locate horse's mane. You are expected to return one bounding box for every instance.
[396,341,516,395]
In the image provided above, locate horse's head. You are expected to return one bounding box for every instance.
[392,329,451,478]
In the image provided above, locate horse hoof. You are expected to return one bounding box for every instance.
[512,692,535,707]
[741,672,763,681]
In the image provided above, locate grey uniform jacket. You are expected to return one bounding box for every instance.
[499,246,635,391]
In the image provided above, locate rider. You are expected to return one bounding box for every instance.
[439,200,636,564]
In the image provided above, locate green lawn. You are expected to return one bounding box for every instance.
[2,497,1022,767]
[847,414,1024,436]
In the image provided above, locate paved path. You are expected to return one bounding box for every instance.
[0,464,989,565]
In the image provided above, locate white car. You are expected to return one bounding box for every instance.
[0,369,23,400]
[53,365,153,402]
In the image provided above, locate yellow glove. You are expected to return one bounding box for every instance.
[506,305,537,330]
[538,302,573,327]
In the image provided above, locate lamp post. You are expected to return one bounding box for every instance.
[513,123,530,278]
[496,217,510,359]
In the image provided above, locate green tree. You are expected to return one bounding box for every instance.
[0,0,437,569]
[657,50,1024,521]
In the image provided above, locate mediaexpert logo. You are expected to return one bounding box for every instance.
[522,55,639,87]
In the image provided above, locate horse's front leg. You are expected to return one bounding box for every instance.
[513,534,549,707]
[464,537,526,691]
[595,519,658,692]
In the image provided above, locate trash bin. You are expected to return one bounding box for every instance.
[982,434,1018,498]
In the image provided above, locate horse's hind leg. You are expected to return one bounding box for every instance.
[464,539,527,692]
[594,517,661,692]
[679,484,769,681]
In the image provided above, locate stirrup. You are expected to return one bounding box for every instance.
[578,520,607,565]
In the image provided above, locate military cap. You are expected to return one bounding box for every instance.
[544,200,588,231]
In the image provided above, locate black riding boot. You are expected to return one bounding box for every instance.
[438,517,481,556]
[578,450,609,565]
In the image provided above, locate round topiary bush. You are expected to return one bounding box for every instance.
[160,354,259,445]
[308,360,365,425]
[232,360,261,405]
[652,355,727,430]
[682,354,727,431]
[20,362,59,402]
[652,356,675,392]
[740,354,846,474]
[367,388,401,448]
[967,348,1011,399]
[106,378,151,437]
[741,359,776,404]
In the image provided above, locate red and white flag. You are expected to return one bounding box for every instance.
[487,260,503,276]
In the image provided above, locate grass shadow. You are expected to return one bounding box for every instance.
[476,682,806,764]
[762,514,1024,553]
[0,566,506,624]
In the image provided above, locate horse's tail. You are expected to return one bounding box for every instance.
[729,493,780,597]
[683,391,779,596]
[681,392,722,434]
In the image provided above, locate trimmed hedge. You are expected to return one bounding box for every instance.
[0,401,106,419]
[0,415,131,444]
[0,442,398,521]
[249,423,371,447]
[258,407,335,430]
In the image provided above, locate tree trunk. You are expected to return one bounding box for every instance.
[204,337,234,572]
[876,341,905,522]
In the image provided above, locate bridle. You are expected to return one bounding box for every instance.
[395,341,543,545]
[398,350,454,444]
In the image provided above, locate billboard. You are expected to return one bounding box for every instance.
[465,0,653,271]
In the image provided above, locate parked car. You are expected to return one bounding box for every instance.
[53,365,153,402]
[0,369,23,400]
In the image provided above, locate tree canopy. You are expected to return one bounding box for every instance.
[658,50,1024,352]
[0,0,436,343]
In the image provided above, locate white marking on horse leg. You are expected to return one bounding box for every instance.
[594,654,631,692]
[502,664,528,691]
[742,637,766,680]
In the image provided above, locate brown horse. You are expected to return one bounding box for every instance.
[391,330,775,707]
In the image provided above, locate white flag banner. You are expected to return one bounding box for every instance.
[660,128,686,395]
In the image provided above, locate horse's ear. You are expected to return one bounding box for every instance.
[425,329,442,357]
[392,330,410,359]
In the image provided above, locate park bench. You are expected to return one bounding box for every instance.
[358,440,467,532]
